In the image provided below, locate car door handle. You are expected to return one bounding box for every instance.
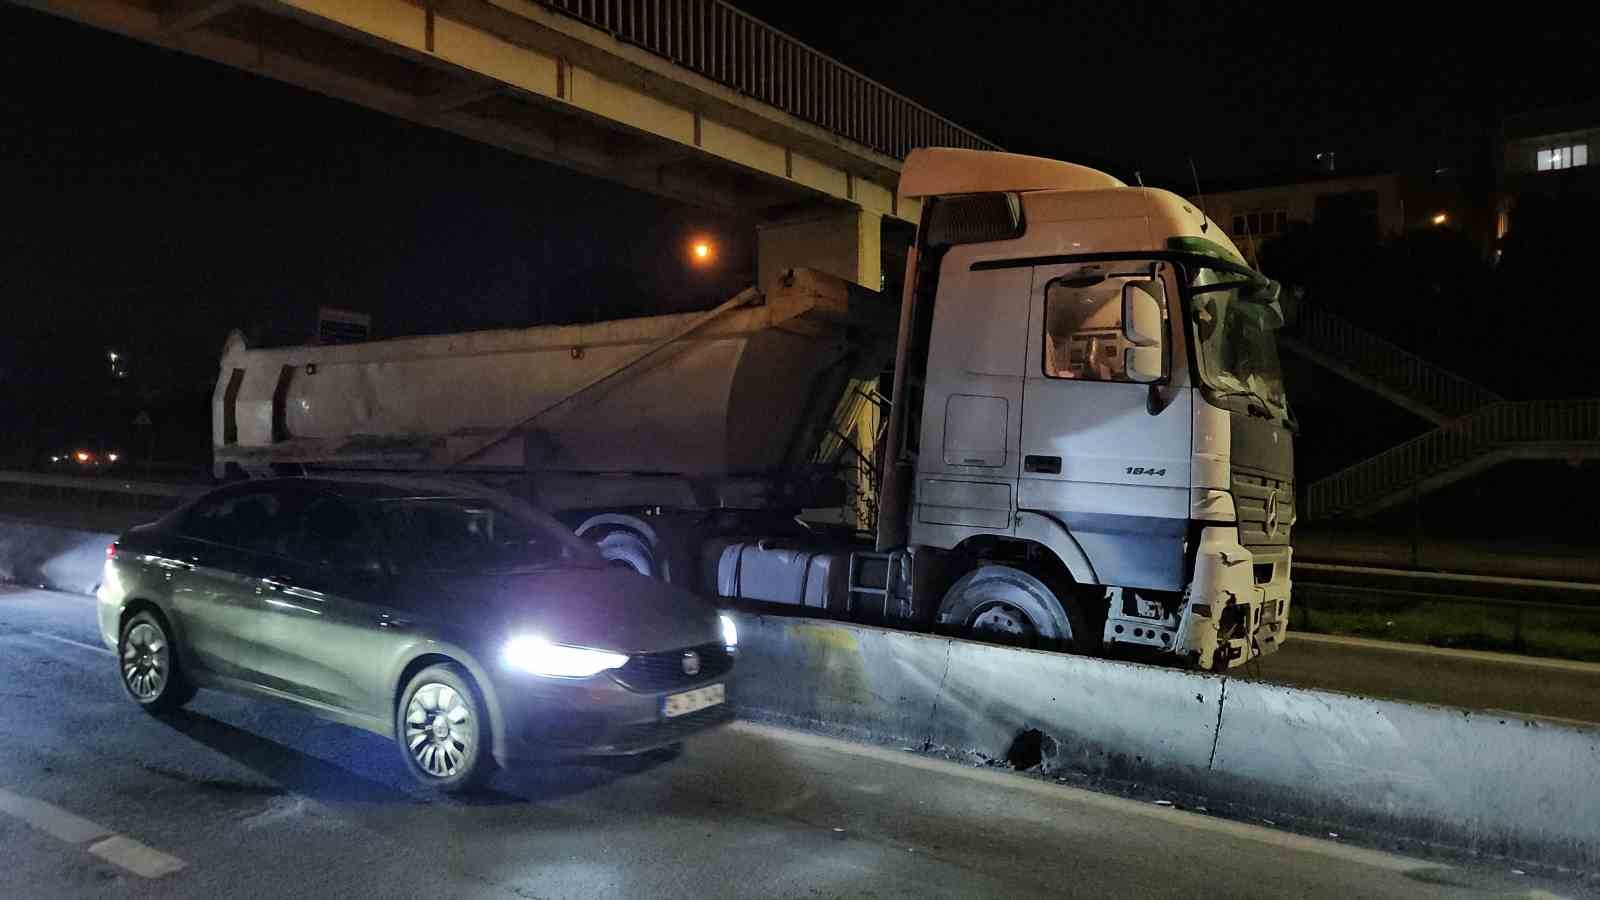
[154,557,196,571]
[261,575,296,590]
[379,615,412,630]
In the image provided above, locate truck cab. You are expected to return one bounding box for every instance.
[884,149,1294,670]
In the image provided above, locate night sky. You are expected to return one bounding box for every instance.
[2,2,1596,461]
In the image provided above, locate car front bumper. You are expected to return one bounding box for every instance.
[488,670,734,765]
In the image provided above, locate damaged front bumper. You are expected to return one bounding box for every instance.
[1173,525,1293,670]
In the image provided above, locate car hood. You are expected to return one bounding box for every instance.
[418,566,720,654]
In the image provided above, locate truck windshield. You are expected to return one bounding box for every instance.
[1186,265,1289,419]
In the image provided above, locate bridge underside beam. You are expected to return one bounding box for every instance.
[17,0,919,240]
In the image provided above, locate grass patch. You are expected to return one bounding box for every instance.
[1295,589,1600,663]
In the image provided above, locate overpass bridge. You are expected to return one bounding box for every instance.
[17,0,997,290]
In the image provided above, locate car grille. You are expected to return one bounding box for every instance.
[612,642,733,692]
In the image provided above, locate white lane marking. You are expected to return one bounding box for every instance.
[0,788,112,844]
[0,788,187,879]
[30,631,114,656]
[87,835,188,879]
[730,721,1438,875]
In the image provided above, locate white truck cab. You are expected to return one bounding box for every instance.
[881,149,1294,669]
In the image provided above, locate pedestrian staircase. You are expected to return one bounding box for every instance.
[1284,304,1600,518]
[1279,304,1502,425]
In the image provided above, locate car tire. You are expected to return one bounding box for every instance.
[396,663,496,794]
[118,609,197,714]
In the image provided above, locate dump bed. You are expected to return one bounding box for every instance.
[213,270,892,509]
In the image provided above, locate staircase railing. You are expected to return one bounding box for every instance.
[1307,400,1600,518]
[1286,304,1502,421]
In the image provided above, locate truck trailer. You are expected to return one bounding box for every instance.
[213,148,1295,670]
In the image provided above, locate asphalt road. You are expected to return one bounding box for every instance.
[1,586,1590,900]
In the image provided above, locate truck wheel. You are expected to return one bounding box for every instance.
[592,528,660,579]
[937,565,1099,653]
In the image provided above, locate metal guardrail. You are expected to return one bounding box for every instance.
[1289,303,1502,420]
[0,470,205,502]
[538,0,999,160]
[1307,399,1600,518]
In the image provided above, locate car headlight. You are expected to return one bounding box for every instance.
[502,635,628,678]
[719,613,738,651]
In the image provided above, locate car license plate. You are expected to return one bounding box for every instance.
[662,683,725,718]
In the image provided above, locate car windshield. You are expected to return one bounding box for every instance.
[377,496,602,573]
[1186,265,1290,418]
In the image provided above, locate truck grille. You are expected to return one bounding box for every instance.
[1234,471,1294,547]
[613,643,733,692]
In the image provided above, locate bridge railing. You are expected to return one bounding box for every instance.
[1306,399,1600,518]
[539,0,999,159]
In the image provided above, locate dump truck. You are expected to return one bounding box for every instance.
[213,148,1295,670]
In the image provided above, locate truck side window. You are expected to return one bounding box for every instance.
[1043,276,1132,382]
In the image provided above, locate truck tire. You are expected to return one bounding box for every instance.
[592,528,660,579]
[936,565,1099,654]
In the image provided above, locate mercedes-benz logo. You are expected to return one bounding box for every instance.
[1265,490,1281,537]
[681,651,701,676]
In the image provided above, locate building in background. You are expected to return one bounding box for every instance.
[1497,101,1598,261]
[1198,171,1482,266]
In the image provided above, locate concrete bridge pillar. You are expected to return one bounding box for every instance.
[757,207,883,294]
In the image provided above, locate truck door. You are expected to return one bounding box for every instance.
[909,264,1033,547]
[1019,260,1191,590]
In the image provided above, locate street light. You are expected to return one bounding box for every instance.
[1431,212,1448,226]
[689,239,714,265]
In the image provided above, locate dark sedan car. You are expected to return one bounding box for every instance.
[97,476,736,792]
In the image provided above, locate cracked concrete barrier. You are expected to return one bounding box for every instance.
[1212,679,1600,869]
[731,612,1600,870]
[0,519,118,595]
[732,612,1222,777]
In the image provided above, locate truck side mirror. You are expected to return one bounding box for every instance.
[1121,281,1165,384]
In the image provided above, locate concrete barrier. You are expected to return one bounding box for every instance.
[3,514,1596,869]
[732,611,1600,871]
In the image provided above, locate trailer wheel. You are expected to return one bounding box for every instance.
[936,565,1098,653]
[591,528,660,579]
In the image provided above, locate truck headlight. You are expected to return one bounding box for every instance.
[502,636,628,678]
[720,613,738,651]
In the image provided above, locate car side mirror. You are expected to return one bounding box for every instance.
[1121,280,1165,384]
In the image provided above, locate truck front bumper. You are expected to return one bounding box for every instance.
[1174,525,1292,670]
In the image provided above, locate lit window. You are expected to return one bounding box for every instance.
[1232,209,1288,237]
[1537,143,1589,171]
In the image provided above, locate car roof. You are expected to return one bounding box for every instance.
[222,475,519,502]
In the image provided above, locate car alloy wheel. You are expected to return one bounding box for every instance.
[122,621,169,701]
[404,683,474,778]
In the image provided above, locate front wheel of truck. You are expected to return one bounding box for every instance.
[936,565,1100,654]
